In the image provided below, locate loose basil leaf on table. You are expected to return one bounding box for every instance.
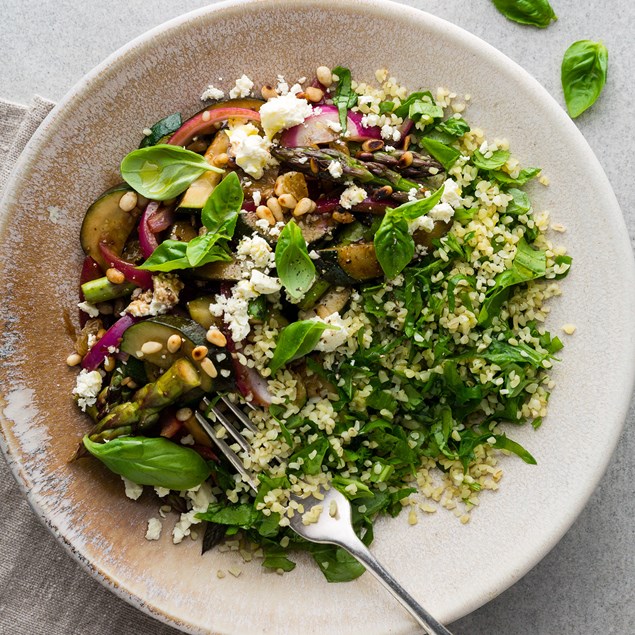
[138,113,182,148]
[331,66,358,133]
[491,0,557,28]
[275,220,316,301]
[83,435,211,490]
[120,144,223,200]
[561,40,609,118]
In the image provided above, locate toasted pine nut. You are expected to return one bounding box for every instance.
[362,139,384,152]
[277,193,298,209]
[304,87,324,103]
[309,158,319,174]
[266,197,285,222]
[402,135,412,151]
[261,84,278,100]
[256,205,276,226]
[399,151,414,168]
[206,327,227,347]
[191,345,209,361]
[96,329,107,339]
[141,340,163,355]
[273,176,288,197]
[200,357,218,378]
[375,185,393,199]
[104,356,116,372]
[212,153,229,167]
[332,211,355,224]
[106,268,125,285]
[66,353,82,367]
[316,66,333,88]
[167,334,182,353]
[293,197,316,217]
[118,191,138,212]
[176,407,193,422]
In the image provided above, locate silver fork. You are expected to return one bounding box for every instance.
[196,396,453,635]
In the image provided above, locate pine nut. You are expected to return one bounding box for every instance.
[277,193,298,209]
[66,353,82,367]
[118,191,138,212]
[304,87,324,103]
[202,110,211,122]
[200,357,218,378]
[402,135,412,151]
[167,334,182,353]
[362,139,384,152]
[399,151,414,168]
[256,205,276,226]
[141,340,163,355]
[212,153,229,167]
[104,356,116,372]
[266,197,285,222]
[106,268,125,285]
[176,407,193,422]
[316,66,333,88]
[274,176,288,197]
[261,84,278,100]
[96,329,107,339]
[206,327,227,347]
[375,185,393,199]
[332,211,355,224]
[293,198,316,217]
[309,158,319,174]
[191,345,209,361]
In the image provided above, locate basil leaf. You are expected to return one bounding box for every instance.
[269,320,335,375]
[83,435,211,490]
[197,503,258,527]
[378,100,395,115]
[307,543,365,583]
[490,166,541,186]
[395,184,445,221]
[201,171,243,236]
[275,220,315,301]
[393,91,435,119]
[435,116,470,138]
[186,233,232,268]
[472,149,510,171]
[506,188,531,215]
[120,144,223,201]
[408,98,443,124]
[331,66,358,132]
[492,434,537,464]
[139,113,182,148]
[491,0,557,28]
[138,239,190,271]
[421,137,460,170]
[373,211,414,279]
[561,40,609,118]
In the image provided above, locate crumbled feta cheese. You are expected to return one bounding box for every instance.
[311,312,349,353]
[172,482,214,544]
[441,178,463,208]
[326,120,342,133]
[145,518,162,541]
[73,369,102,411]
[250,269,282,294]
[154,487,170,498]
[259,93,313,138]
[408,215,435,234]
[308,250,320,260]
[122,477,143,501]
[339,183,367,209]
[226,123,271,179]
[209,278,258,342]
[429,202,455,223]
[407,188,418,202]
[200,85,225,101]
[252,190,262,206]
[276,75,289,95]
[229,74,254,99]
[180,434,195,446]
[328,160,343,179]
[124,274,183,317]
[77,301,99,318]
[236,234,274,270]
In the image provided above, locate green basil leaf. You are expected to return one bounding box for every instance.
[269,320,335,375]
[139,113,182,148]
[83,435,211,490]
[393,184,445,221]
[331,66,358,133]
[490,166,541,186]
[393,91,435,119]
[421,137,460,170]
[491,0,557,28]
[373,211,414,279]
[492,434,537,464]
[561,40,609,118]
[275,220,316,300]
[186,233,232,268]
[435,116,471,138]
[306,543,366,583]
[196,503,258,527]
[472,149,511,171]
[120,144,223,201]
[138,240,190,271]
[408,98,443,124]
[201,171,243,236]
[378,100,395,115]
[506,188,531,215]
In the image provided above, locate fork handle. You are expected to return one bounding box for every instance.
[340,535,453,635]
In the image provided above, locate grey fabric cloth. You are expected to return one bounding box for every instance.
[0,97,180,635]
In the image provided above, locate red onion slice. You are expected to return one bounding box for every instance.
[81,314,137,371]
[99,242,153,290]
[138,201,160,259]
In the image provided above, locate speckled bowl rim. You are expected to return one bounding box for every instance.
[1,0,634,632]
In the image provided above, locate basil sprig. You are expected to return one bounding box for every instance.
[269,320,337,375]
[83,435,211,490]
[331,66,358,133]
[374,185,445,279]
[139,172,242,271]
[275,220,315,301]
[120,144,223,200]
[491,0,557,28]
[561,40,609,118]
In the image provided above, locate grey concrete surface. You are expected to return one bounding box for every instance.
[0,1,633,634]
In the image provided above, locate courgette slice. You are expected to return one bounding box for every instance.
[297,279,331,311]
[120,315,232,393]
[413,220,451,250]
[315,287,352,318]
[80,184,141,270]
[314,243,382,285]
[235,210,337,245]
[194,258,246,281]
[187,295,218,330]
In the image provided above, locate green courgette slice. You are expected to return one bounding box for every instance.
[314,243,382,285]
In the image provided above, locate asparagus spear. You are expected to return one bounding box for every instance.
[356,149,443,179]
[81,276,136,304]
[271,146,422,192]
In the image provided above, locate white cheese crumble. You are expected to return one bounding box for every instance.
[73,369,102,411]
[429,202,455,223]
[124,274,183,317]
[408,215,435,234]
[226,123,272,180]
[229,74,254,99]
[200,85,225,101]
[209,279,258,342]
[250,269,282,295]
[77,301,99,318]
[328,160,343,178]
[441,178,463,209]
[252,190,262,206]
[259,93,313,139]
[145,518,162,541]
[339,183,367,209]
[122,477,143,501]
[154,487,170,498]
[172,482,214,544]
[236,234,275,271]
[311,312,349,353]
[180,434,195,446]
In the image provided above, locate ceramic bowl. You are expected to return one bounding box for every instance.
[1,1,634,633]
